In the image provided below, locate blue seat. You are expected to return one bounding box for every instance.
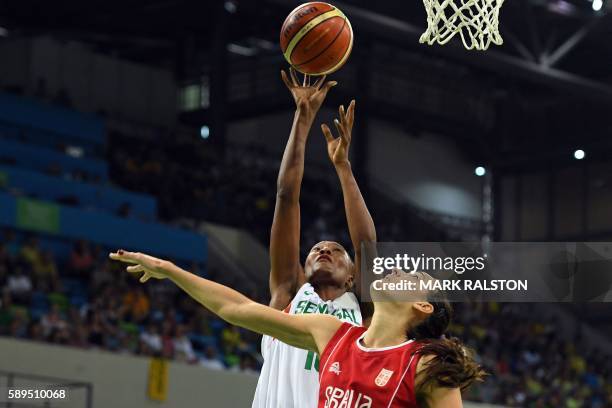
[70,294,88,308]
[30,291,49,309]
[62,278,87,296]
[0,165,157,220]
[30,307,48,321]
[0,139,108,181]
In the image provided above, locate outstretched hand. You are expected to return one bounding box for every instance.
[322,100,355,166]
[281,67,337,119]
[109,250,171,283]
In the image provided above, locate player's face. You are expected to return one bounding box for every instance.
[370,270,436,307]
[304,241,353,289]
[369,270,438,329]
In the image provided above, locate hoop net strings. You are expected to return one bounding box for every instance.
[420,0,505,51]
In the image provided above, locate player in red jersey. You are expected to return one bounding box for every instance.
[110,249,485,408]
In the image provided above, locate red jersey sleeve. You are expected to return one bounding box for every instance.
[319,322,364,376]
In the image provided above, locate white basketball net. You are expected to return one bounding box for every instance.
[419,0,505,51]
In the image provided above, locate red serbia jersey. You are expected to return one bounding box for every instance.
[318,323,422,408]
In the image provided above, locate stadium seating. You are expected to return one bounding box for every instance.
[0,165,156,220]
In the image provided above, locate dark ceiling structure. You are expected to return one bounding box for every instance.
[1,0,611,166]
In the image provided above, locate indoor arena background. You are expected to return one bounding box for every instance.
[0,0,611,407]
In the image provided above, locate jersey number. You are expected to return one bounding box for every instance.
[304,351,320,372]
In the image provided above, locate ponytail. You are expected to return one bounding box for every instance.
[409,300,486,392]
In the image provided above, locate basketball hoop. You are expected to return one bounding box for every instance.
[419,0,505,51]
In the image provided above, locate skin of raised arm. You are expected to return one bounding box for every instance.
[168,261,342,352]
[420,387,463,408]
[335,161,376,299]
[269,108,311,310]
[110,251,342,353]
[416,355,463,408]
[323,101,376,299]
[269,69,337,310]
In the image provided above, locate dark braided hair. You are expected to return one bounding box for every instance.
[409,296,486,394]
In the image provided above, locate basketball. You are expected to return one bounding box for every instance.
[280,2,353,76]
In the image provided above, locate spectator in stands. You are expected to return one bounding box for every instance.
[118,330,139,355]
[69,240,94,276]
[140,322,162,355]
[122,286,150,323]
[9,307,28,338]
[70,322,90,348]
[90,259,114,292]
[2,229,20,258]
[0,245,9,288]
[0,290,17,334]
[20,236,43,272]
[33,251,59,292]
[161,318,175,358]
[40,303,67,338]
[234,354,259,376]
[6,265,32,304]
[173,324,196,363]
[199,346,225,371]
[87,310,106,348]
[221,325,245,355]
[28,321,45,342]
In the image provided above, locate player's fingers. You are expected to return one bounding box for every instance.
[345,100,355,138]
[126,265,144,273]
[321,124,334,143]
[338,104,347,128]
[348,99,356,124]
[314,75,326,90]
[334,119,343,136]
[140,272,151,284]
[289,67,299,87]
[281,70,293,89]
[109,250,139,264]
[321,80,338,92]
[340,131,350,147]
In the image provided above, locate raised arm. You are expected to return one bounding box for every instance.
[269,68,337,310]
[322,100,376,299]
[110,250,341,353]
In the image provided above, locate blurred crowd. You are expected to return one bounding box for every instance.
[452,303,612,407]
[0,231,262,375]
[108,131,447,258]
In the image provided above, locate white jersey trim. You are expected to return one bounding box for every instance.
[387,353,417,408]
[355,332,414,352]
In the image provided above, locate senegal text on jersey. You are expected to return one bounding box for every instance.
[294,300,359,324]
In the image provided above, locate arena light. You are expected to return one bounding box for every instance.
[574,149,585,160]
[228,43,257,57]
[224,1,237,13]
[548,0,577,16]
[200,126,210,139]
[475,166,486,177]
[593,0,603,11]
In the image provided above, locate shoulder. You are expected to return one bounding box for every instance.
[269,281,311,310]
[320,322,363,358]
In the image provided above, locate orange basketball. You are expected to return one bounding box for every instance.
[280,2,353,76]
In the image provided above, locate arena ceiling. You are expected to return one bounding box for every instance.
[2,0,610,81]
[1,0,611,164]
